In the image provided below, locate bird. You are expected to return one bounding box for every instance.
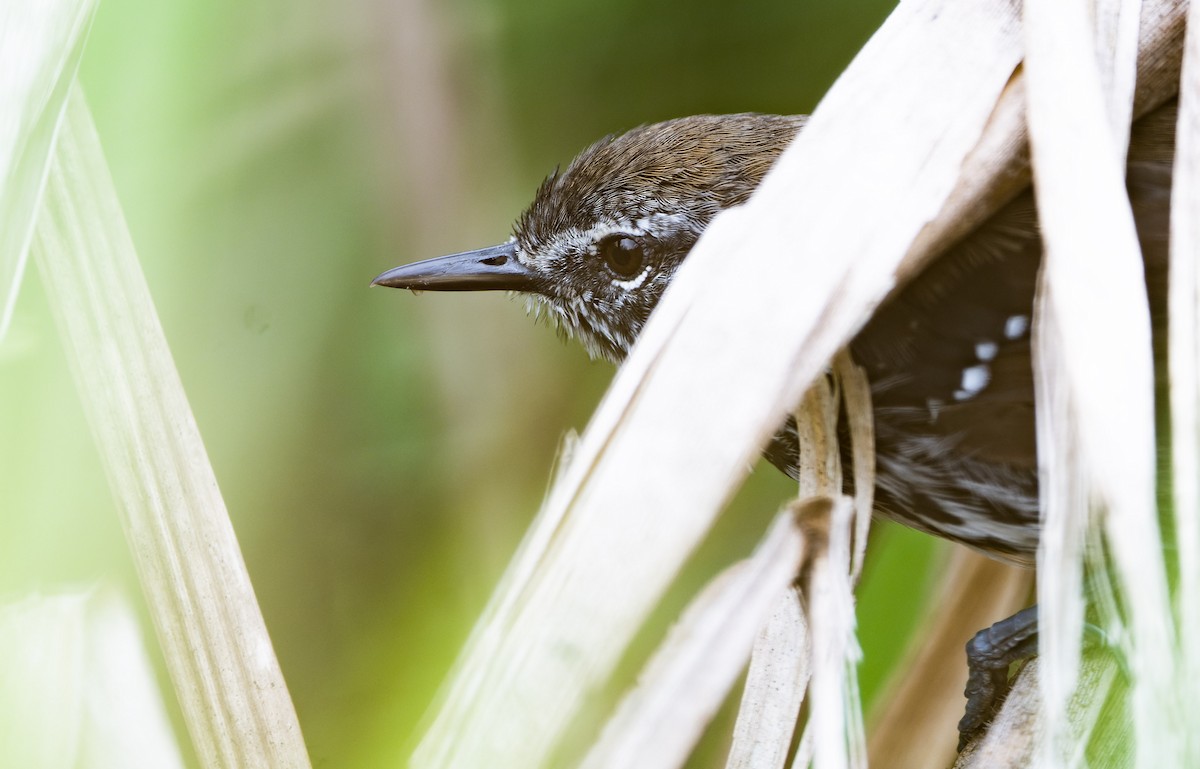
[371,105,1174,745]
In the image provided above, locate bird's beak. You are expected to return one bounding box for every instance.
[371,241,538,293]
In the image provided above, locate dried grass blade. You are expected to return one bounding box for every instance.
[1169,0,1200,758]
[833,352,874,584]
[801,497,861,769]
[32,86,310,768]
[0,0,95,341]
[725,588,809,769]
[1024,0,1177,763]
[578,512,806,769]
[907,0,1185,288]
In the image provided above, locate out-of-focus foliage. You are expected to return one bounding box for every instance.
[0,591,185,769]
[0,0,948,766]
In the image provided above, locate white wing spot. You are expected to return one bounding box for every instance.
[954,363,991,401]
[975,341,998,361]
[1004,314,1030,340]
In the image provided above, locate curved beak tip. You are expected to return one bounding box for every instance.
[370,264,420,289]
[368,272,399,289]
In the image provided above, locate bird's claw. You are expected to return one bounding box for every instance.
[957,605,1040,750]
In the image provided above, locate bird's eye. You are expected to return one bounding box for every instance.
[598,235,645,280]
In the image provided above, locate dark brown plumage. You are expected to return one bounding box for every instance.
[515,114,806,255]
[374,106,1173,567]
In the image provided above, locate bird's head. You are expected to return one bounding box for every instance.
[373,113,804,362]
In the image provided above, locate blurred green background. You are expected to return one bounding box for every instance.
[0,0,961,765]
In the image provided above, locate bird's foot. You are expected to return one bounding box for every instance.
[957,605,1040,751]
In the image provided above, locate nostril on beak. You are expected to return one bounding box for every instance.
[480,254,509,266]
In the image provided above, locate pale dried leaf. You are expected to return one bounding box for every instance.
[579,512,805,769]
[725,588,809,769]
[1171,0,1200,757]
[795,373,841,499]
[1029,295,1090,762]
[1092,0,1142,153]
[801,496,859,769]
[907,0,1184,282]
[833,351,874,584]
[1024,0,1178,763]
[725,355,866,769]
[32,87,309,768]
[0,0,95,341]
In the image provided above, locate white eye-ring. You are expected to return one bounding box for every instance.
[612,265,652,291]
